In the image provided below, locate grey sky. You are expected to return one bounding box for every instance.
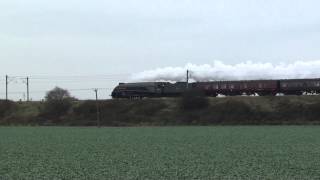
[1,0,320,99]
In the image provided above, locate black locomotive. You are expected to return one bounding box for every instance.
[111,78,320,98]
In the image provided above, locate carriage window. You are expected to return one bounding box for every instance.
[258,83,263,88]
[221,84,227,89]
[282,83,288,87]
[244,84,247,88]
[230,84,235,89]
[214,85,219,89]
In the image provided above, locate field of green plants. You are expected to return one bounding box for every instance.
[1,126,320,179]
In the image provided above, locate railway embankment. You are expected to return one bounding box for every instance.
[1,95,320,126]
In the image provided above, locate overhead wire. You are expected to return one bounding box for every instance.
[0,87,114,95]
[0,73,127,100]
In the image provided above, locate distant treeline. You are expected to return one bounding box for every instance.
[1,90,320,126]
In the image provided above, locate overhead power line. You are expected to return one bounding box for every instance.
[0,87,114,95]
[22,88,111,93]
[29,73,130,79]
[1,73,129,101]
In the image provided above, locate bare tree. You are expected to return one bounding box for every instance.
[45,87,72,101]
[42,87,75,119]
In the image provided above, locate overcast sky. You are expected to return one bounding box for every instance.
[1,0,320,100]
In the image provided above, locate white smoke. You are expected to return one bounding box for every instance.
[130,60,320,82]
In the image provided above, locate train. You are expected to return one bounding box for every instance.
[111,78,320,99]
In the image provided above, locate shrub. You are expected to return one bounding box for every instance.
[275,99,304,121]
[205,100,254,124]
[303,102,320,121]
[179,89,209,110]
[0,100,16,118]
[41,87,74,120]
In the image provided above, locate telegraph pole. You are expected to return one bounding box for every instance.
[94,89,101,128]
[186,70,189,89]
[26,77,29,102]
[5,75,8,101]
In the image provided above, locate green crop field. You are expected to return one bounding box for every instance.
[1,126,320,179]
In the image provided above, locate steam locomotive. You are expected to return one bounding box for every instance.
[111,78,320,98]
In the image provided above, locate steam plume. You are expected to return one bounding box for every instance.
[130,60,320,82]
